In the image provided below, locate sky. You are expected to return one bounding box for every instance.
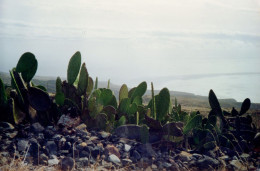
[0,0,260,101]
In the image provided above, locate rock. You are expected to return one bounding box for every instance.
[0,122,14,130]
[230,160,247,171]
[39,153,48,165]
[44,129,55,139]
[5,131,18,139]
[197,155,220,169]
[76,157,89,167]
[124,144,131,152]
[48,155,59,166]
[17,139,29,152]
[46,141,57,156]
[99,131,111,139]
[151,164,158,169]
[60,157,75,171]
[108,154,121,164]
[75,123,87,131]
[162,162,172,168]
[57,114,81,128]
[31,122,44,133]
[132,150,141,161]
[136,144,157,158]
[178,151,192,162]
[92,146,103,159]
[105,144,120,158]
[122,158,132,166]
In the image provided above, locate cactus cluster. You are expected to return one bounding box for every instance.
[0,51,258,155]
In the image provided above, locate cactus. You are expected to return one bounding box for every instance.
[183,114,202,135]
[119,84,128,103]
[95,113,108,130]
[94,77,98,89]
[77,63,89,96]
[156,88,170,122]
[86,77,94,96]
[0,78,7,107]
[130,81,147,102]
[107,79,110,89]
[28,87,51,111]
[240,98,251,115]
[67,51,81,85]
[16,52,38,83]
[151,82,156,119]
[55,77,65,106]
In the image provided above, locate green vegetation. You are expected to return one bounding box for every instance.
[0,51,258,154]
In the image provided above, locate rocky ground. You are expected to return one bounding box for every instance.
[0,121,259,171]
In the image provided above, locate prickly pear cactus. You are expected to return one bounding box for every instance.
[77,63,89,96]
[240,98,251,115]
[156,88,170,122]
[119,84,128,103]
[140,125,149,144]
[16,52,38,83]
[67,51,81,85]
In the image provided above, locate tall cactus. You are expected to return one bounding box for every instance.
[67,51,81,85]
[77,63,89,96]
[156,88,170,122]
[16,52,38,83]
[119,84,128,103]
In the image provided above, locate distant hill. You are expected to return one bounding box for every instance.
[1,71,260,111]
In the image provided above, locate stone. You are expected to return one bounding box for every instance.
[57,114,81,128]
[5,131,18,139]
[17,139,29,152]
[178,151,192,162]
[122,158,132,166]
[92,146,103,159]
[230,160,247,171]
[39,153,48,165]
[75,123,87,131]
[48,155,59,166]
[76,157,89,167]
[197,155,220,169]
[46,141,57,156]
[60,157,75,171]
[105,144,120,158]
[124,144,131,152]
[31,122,44,133]
[151,164,158,169]
[99,131,111,139]
[136,144,157,158]
[0,122,14,130]
[44,129,55,139]
[108,154,121,164]
[132,150,141,160]
[162,162,172,168]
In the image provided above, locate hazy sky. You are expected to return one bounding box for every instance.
[1,0,260,101]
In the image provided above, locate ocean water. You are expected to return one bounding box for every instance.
[157,73,260,103]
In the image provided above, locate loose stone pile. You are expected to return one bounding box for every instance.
[0,121,259,171]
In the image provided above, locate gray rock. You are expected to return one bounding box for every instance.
[17,139,29,152]
[162,162,172,168]
[75,123,87,131]
[48,155,59,166]
[39,153,48,165]
[46,141,57,156]
[61,157,75,171]
[132,150,141,160]
[108,154,121,164]
[124,144,131,152]
[122,158,132,166]
[0,122,14,130]
[31,122,44,133]
[230,160,247,171]
[5,131,18,139]
[197,155,220,169]
[136,144,157,158]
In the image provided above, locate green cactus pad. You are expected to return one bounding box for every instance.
[86,77,94,96]
[130,81,147,101]
[0,78,7,106]
[67,51,81,85]
[119,84,128,103]
[156,88,170,122]
[183,114,202,135]
[240,98,251,115]
[77,63,89,96]
[16,52,38,83]
[28,87,51,111]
